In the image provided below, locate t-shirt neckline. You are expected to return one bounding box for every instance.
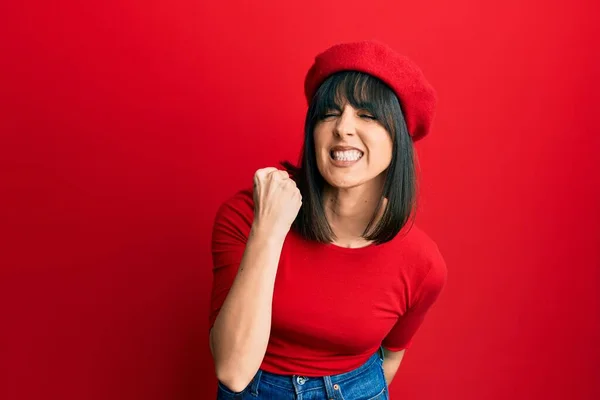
[321,240,386,254]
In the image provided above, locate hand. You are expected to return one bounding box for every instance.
[252,167,302,237]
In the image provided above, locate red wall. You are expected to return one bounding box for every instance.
[1,1,599,399]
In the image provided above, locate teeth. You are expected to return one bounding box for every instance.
[332,150,363,161]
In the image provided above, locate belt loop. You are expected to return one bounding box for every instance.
[323,375,338,399]
[249,369,262,396]
[378,346,385,362]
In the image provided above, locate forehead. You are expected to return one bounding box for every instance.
[311,71,396,119]
[333,76,371,100]
[321,80,377,110]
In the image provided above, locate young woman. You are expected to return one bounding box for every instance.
[209,40,448,399]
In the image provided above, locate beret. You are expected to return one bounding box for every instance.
[304,40,437,141]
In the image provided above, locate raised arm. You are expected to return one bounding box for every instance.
[209,168,302,393]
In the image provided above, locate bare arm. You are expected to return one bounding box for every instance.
[209,168,301,393]
[382,348,406,386]
[210,224,286,392]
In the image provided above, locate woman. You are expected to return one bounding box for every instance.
[209,40,448,399]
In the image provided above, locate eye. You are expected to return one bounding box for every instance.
[359,113,377,120]
[320,111,340,120]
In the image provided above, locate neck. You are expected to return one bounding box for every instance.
[323,177,386,246]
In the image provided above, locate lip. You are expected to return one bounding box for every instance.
[328,146,364,168]
[329,145,364,153]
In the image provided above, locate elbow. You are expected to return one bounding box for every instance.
[210,328,259,393]
[215,367,254,394]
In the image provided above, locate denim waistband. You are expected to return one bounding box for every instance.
[249,347,384,393]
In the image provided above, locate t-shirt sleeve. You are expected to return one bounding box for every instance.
[381,243,448,351]
[208,189,254,332]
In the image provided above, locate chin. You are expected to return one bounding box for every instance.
[323,175,364,189]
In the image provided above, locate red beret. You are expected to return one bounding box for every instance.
[304,40,437,141]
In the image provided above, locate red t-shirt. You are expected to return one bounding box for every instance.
[209,188,448,376]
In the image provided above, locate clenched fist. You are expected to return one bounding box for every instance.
[252,168,302,237]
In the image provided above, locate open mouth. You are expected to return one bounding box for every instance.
[330,149,364,162]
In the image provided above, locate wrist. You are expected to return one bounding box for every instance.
[250,221,289,244]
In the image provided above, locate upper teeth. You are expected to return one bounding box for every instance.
[332,150,363,161]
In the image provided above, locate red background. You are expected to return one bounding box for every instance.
[1,1,599,399]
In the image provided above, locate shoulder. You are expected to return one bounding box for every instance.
[212,187,255,239]
[392,223,448,286]
[216,187,254,216]
[395,223,444,263]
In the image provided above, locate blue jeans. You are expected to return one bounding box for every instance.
[216,347,388,399]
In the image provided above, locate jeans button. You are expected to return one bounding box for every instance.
[296,376,308,385]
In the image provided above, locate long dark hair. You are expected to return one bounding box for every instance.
[281,71,419,245]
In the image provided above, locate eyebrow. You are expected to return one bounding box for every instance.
[355,101,376,110]
[326,102,376,112]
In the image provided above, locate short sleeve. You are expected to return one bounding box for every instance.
[381,243,448,351]
[208,189,254,332]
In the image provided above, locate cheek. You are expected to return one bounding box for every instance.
[384,140,393,160]
[365,135,393,162]
[312,127,324,147]
[313,128,330,158]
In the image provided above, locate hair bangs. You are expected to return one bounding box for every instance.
[310,71,398,138]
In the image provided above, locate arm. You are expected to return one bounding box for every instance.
[210,169,302,393]
[382,347,406,386]
[380,242,447,385]
[210,224,286,393]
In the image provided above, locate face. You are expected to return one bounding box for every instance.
[313,101,393,189]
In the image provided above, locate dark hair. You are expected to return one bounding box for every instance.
[281,71,419,245]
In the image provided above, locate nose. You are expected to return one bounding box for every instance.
[333,107,357,138]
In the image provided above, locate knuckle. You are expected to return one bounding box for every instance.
[272,170,288,181]
[258,167,276,175]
